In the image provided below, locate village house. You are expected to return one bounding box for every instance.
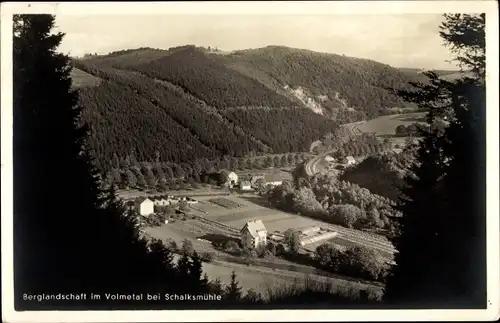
[345,156,356,165]
[240,220,268,249]
[219,170,239,188]
[239,181,252,191]
[135,197,154,216]
[324,155,335,163]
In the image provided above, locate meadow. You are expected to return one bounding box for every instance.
[356,112,427,136]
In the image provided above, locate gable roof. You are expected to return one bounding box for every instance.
[346,156,356,161]
[135,196,152,204]
[240,181,252,186]
[241,220,267,238]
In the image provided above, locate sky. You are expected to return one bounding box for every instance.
[55,14,458,70]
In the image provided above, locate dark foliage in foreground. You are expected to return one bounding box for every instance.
[384,13,487,308]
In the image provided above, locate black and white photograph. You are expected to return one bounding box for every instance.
[1,1,499,322]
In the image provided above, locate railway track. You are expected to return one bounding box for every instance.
[195,214,240,236]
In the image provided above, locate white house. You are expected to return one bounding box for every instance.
[239,181,252,191]
[220,170,239,188]
[324,155,335,163]
[345,156,356,165]
[135,197,154,216]
[240,220,268,249]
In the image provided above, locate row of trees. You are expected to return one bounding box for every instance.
[314,134,393,158]
[102,153,307,190]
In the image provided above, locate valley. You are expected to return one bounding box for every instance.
[72,45,446,301]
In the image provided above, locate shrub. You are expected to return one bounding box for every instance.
[201,252,215,262]
[328,204,364,228]
[224,240,241,254]
[181,238,194,256]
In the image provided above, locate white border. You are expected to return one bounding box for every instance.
[1,1,499,322]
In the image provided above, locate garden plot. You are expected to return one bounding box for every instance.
[209,197,244,209]
[202,195,324,233]
[189,201,230,215]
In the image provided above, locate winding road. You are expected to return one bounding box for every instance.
[304,122,366,177]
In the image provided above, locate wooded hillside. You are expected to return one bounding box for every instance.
[71,45,438,171]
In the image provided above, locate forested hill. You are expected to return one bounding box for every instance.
[71,45,427,171]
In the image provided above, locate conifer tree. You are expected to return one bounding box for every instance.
[384,14,486,308]
[224,270,243,302]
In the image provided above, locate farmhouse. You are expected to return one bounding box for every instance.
[239,181,252,191]
[345,156,356,165]
[240,220,268,249]
[220,170,239,188]
[135,197,154,216]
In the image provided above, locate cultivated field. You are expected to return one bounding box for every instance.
[192,195,395,256]
[192,195,323,234]
[356,112,427,135]
[144,191,395,263]
[209,197,244,209]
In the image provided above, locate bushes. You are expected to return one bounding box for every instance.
[201,252,215,263]
[328,204,365,228]
[315,244,388,282]
[144,213,166,227]
[268,175,401,231]
[222,240,242,255]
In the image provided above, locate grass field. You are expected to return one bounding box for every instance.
[356,112,427,136]
[70,68,102,88]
